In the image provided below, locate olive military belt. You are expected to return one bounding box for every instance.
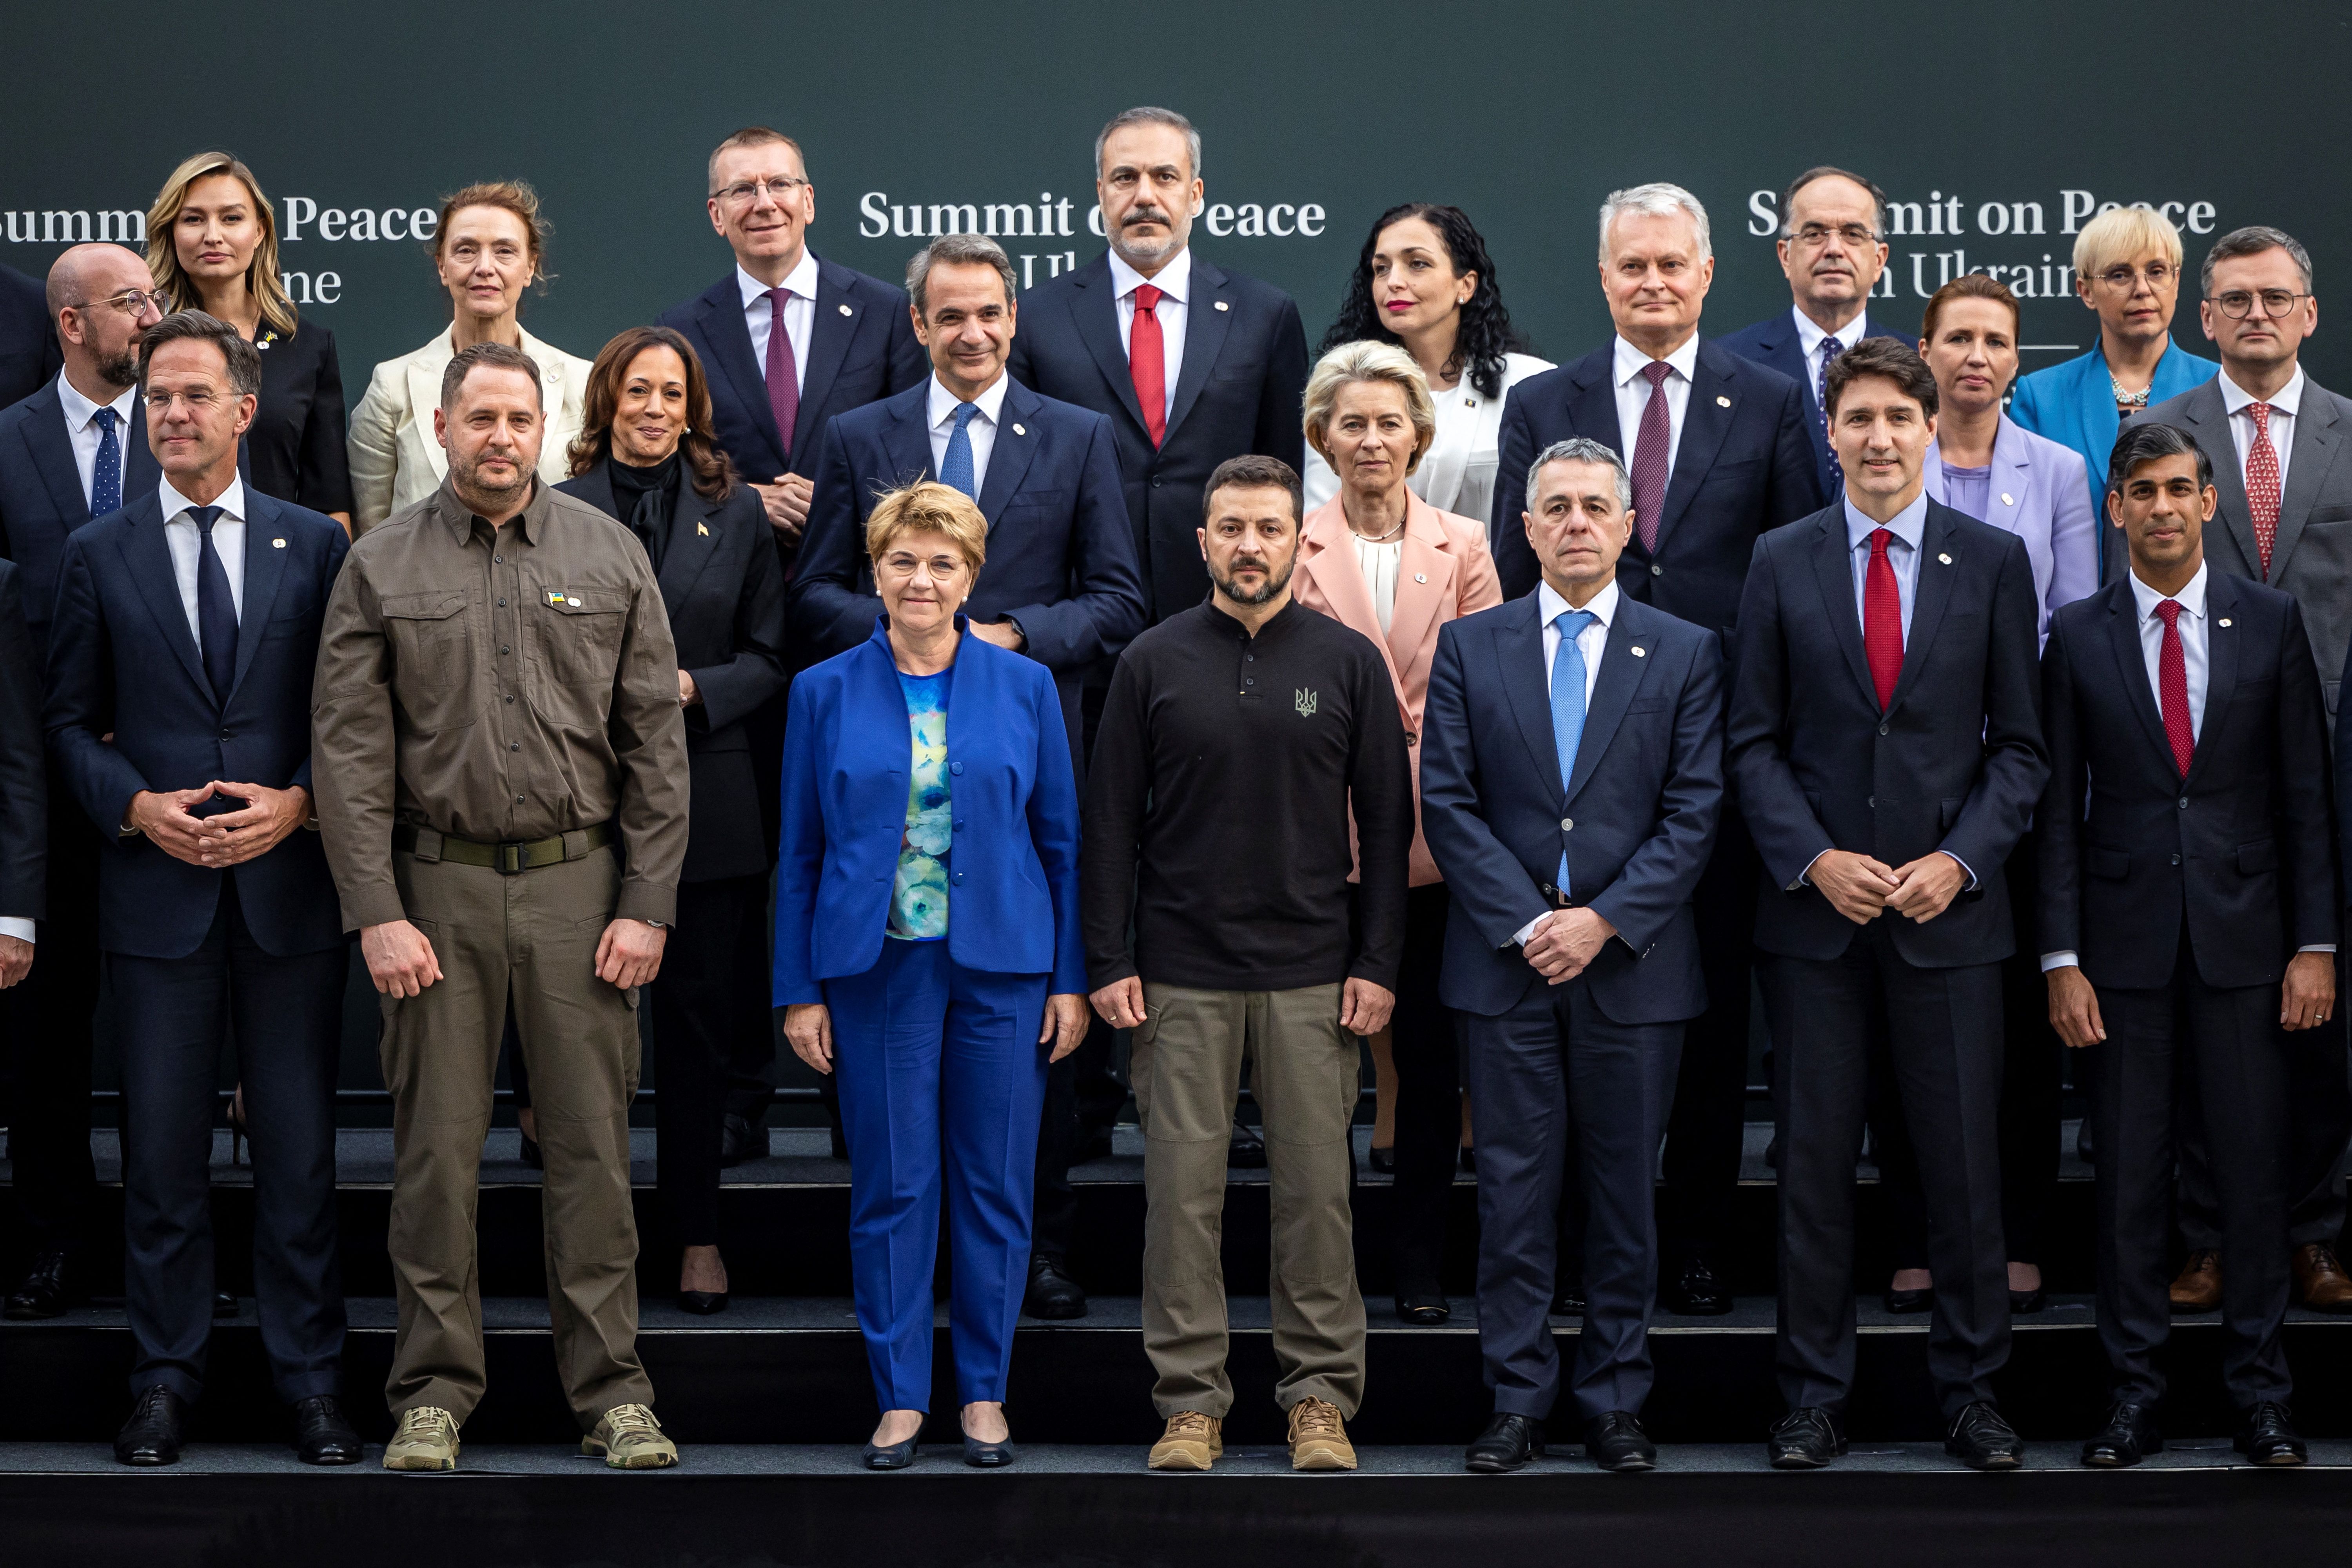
[393,822,615,875]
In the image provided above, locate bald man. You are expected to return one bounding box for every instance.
[0,243,165,1320]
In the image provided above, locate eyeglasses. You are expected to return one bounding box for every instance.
[2094,262,2176,291]
[143,388,226,413]
[1791,223,1880,249]
[75,288,168,318]
[877,552,968,579]
[712,176,809,207]
[2210,289,2310,319]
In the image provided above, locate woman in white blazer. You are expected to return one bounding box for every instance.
[347,180,591,533]
[1303,203,1551,524]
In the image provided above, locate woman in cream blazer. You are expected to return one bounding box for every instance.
[347,180,591,533]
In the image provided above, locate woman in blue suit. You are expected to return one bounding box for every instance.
[774,481,1088,1471]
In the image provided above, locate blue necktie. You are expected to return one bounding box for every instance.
[1816,336,1844,497]
[939,401,979,497]
[90,407,122,518]
[1550,609,1597,892]
[191,505,239,702]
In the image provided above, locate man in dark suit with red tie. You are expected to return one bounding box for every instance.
[2042,421,2332,1469]
[1728,337,2047,1470]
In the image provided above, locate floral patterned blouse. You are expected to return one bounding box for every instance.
[887,667,953,940]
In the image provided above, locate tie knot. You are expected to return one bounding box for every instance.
[2154,597,2183,630]
[2249,401,2274,430]
[192,505,223,535]
[1822,334,1845,363]
[1133,283,1162,312]
[949,401,979,432]
[766,285,793,309]
[93,407,117,433]
[1868,526,1893,558]
[1640,360,1672,389]
[1553,608,1597,640]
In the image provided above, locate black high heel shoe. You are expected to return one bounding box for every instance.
[227,1085,249,1167]
[861,1437,916,1470]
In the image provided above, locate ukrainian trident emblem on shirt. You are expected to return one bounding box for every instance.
[1294,688,1318,717]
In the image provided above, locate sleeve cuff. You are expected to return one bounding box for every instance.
[2040,952,2079,973]
[0,917,34,943]
[341,884,410,932]
[2299,945,2338,955]
[1510,914,1544,947]
[1940,850,1979,891]
[1793,849,1827,891]
[614,880,678,926]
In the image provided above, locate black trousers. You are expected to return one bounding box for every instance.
[1658,815,1757,1264]
[109,880,345,1404]
[1386,884,1459,1298]
[652,875,773,1248]
[2177,964,2348,1253]
[1463,972,1681,1422]
[1765,921,2009,1421]
[2,777,102,1261]
[2092,933,2293,1410]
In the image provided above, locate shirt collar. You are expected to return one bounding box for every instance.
[435,473,550,545]
[2219,364,2305,419]
[57,372,136,433]
[928,370,1010,430]
[1843,489,1931,554]
[2129,560,2209,623]
[1109,245,1191,305]
[736,249,820,311]
[1792,305,1868,362]
[1613,332,1700,390]
[1538,574,1620,632]
[158,475,247,524]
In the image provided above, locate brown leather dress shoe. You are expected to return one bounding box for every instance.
[2293,1243,2352,1313]
[2169,1250,2221,1313]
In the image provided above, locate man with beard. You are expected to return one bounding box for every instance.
[1082,455,1411,1472]
[312,341,692,1472]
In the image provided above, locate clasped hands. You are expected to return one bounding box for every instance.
[1808,848,1967,926]
[1522,906,1618,985]
[127,781,309,869]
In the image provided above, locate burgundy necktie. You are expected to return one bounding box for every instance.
[2154,599,2194,775]
[2246,401,2281,578]
[1629,360,1673,553]
[1130,283,1168,447]
[764,286,800,460]
[1863,528,1903,709]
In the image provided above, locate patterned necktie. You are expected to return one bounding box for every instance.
[1629,361,1673,554]
[1550,608,1598,892]
[191,505,239,702]
[1130,283,1168,447]
[1863,528,1903,709]
[1816,336,1844,496]
[939,401,980,497]
[2154,599,2194,776]
[90,406,122,518]
[2246,401,2281,578]
[764,285,800,461]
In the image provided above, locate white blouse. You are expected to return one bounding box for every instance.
[1305,350,1555,523]
[1352,533,1403,634]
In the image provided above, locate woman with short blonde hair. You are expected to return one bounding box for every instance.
[865,477,990,571]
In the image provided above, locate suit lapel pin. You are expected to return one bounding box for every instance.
[1631,644,1648,657]
[1414,572,1427,584]
[2219,617,2232,627]
[271,537,285,548]
[838,303,853,316]
[1012,423,1026,436]
[1716,395,1731,407]
[2000,492,2015,506]
[696,521,710,537]
[1938,553,1953,564]
[1214,300,1230,311]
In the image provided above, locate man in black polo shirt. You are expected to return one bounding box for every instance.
[1084,454,1411,1474]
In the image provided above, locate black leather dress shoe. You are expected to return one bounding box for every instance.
[213,1290,238,1318]
[1227,1118,1267,1169]
[1882,1286,1932,1314]
[677,1288,730,1316]
[718,1112,763,1168]
[1551,1283,1586,1317]
[2009,1287,2047,1315]
[2235,1401,2307,1465]
[1585,1411,1656,1473]
[5,1252,80,1319]
[1367,1145,1396,1175]
[1945,1401,2024,1470]
[115,1385,188,1467]
[2081,1401,2162,1468]
[1767,1407,1846,1469]
[1022,1255,1086,1319]
[1465,1412,1545,1473]
[1663,1256,1733,1316]
[1395,1294,1450,1325]
[292,1396,364,1465]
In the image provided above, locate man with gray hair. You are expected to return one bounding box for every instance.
[1491,183,1819,1320]
[1423,436,1724,1472]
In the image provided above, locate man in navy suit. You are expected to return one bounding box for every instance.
[1422,438,1724,1475]
[44,312,357,1467]
[0,243,164,1321]
[1490,183,1820,1317]
[0,261,60,411]
[2044,421,2332,1470]
[1717,167,1919,504]
[794,233,1145,772]
[1729,338,2047,1470]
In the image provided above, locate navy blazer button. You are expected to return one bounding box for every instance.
[1560,817,1573,831]
[1650,563,1663,576]
[1878,723,1889,735]
[1867,796,1875,808]
[2178,797,2189,809]
[2171,853,2181,866]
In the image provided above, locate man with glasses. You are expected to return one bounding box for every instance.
[0,244,165,1323]
[2130,225,2352,1318]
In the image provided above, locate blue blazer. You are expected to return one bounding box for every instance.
[2008,337,2218,524]
[43,489,348,960]
[1714,311,1919,502]
[0,376,162,663]
[772,617,1085,1004]
[1419,590,1724,1024]
[1490,338,1824,635]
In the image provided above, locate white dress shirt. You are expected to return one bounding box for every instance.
[1108,247,1189,425]
[1612,333,1699,483]
[926,371,1010,497]
[159,475,248,644]
[56,373,139,511]
[1513,576,1618,946]
[1843,490,1929,641]
[1793,306,1873,390]
[2218,365,2303,491]
[2041,560,2330,969]
[737,250,818,396]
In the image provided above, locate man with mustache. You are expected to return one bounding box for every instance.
[1082,455,1410,1472]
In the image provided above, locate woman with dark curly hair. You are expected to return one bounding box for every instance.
[1305,204,1550,521]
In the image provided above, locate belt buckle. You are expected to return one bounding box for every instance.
[497,842,524,875]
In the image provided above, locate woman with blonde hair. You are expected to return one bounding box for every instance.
[147,151,351,525]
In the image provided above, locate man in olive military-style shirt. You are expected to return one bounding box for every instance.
[312,341,691,1472]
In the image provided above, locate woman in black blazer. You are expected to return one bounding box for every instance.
[147,152,352,525]
[557,326,790,1313]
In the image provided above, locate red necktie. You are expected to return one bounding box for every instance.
[1629,360,1672,553]
[2246,401,2281,578]
[1863,528,1903,709]
[764,286,800,460]
[2154,599,2194,776]
[1130,283,1167,447]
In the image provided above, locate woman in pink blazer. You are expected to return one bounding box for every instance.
[1294,340,1503,1326]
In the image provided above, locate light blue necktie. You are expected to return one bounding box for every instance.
[1550,609,1597,892]
[90,406,122,518]
[939,401,979,497]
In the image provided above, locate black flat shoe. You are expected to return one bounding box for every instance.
[1768,1406,1845,1470]
[1465,1412,1545,1473]
[2081,1401,2162,1468]
[1023,1254,1087,1319]
[114,1385,188,1467]
[1367,1145,1395,1175]
[2236,1401,2306,1466]
[962,1435,1016,1468]
[1946,1401,2024,1470]
[861,1439,916,1470]
[677,1289,730,1316]
[1664,1256,1733,1316]
[5,1251,80,1320]
[1395,1294,1450,1326]
[1585,1410,1656,1473]
[1551,1283,1586,1317]
[292,1395,364,1465]
[2009,1287,2047,1315]
[1883,1286,1932,1314]
[213,1290,238,1318]
[1227,1118,1267,1169]
[519,1131,543,1170]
